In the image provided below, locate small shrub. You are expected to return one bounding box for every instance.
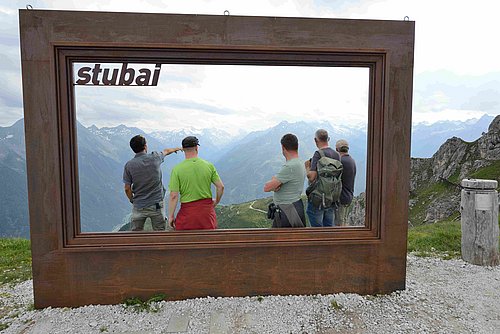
[330,299,342,310]
[26,303,35,311]
[123,293,166,313]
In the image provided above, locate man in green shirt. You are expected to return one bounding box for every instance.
[168,136,224,230]
[264,133,306,228]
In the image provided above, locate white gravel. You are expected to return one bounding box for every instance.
[1,254,499,333]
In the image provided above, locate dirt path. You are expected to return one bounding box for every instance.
[249,200,267,214]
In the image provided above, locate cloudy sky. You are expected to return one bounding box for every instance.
[1,0,499,133]
[74,64,369,133]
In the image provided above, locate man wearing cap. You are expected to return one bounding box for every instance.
[304,129,341,227]
[123,135,182,231]
[335,139,357,226]
[167,136,225,230]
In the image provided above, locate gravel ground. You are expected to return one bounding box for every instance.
[1,254,499,334]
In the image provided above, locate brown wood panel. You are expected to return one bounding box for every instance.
[19,9,414,308]
[34,244,400,307]
[56,46,384,249]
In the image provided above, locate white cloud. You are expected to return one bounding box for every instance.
[326,0,500,75]
[75,64,370,133]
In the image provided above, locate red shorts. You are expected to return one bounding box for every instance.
[175,198,217,230]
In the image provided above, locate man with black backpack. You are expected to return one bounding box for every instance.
[305,129,342,227]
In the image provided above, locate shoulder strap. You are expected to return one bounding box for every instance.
[318,149,326,158]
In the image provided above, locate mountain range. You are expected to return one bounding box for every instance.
[0,119,28,238]
[411,114,494,157]
[0,115,496,237]
[218,115,500,229]
[409,115,500,225]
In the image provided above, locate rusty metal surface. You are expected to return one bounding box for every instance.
[19,9,414,307]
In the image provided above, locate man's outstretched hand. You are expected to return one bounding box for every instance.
[163,147,183,155]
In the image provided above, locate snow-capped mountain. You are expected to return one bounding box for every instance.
[0,116,495,236]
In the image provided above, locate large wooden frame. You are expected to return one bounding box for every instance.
[19,9,414,308]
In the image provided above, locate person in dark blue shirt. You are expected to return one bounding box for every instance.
[334,139,357,226]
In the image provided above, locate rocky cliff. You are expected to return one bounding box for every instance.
[409,115,500,225]
[346,115,500,227]
[345,192,365,226]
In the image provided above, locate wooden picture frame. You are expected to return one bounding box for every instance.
[20,9,414,308]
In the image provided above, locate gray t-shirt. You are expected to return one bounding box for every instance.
[340,154,356,205]
[274,158,306,205]
[123,151,165,209]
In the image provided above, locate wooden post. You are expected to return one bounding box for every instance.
[461,179,499,266]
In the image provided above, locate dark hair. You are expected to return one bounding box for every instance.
[129,135,146,153]
[315,129,329,142]
[338,146,349,153]
[280,133,299,151]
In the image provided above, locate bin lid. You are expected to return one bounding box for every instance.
[461,178,498,190]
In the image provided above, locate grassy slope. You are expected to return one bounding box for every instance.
[409,159,500,226]
[216,197,274,229]
[469,159,500,180]
[408,159,500,257]
[0,238,31,285]
[409,181,457,225]
[407,213,500,258]
[407,214,462,258]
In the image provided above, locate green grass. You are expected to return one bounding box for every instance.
[123,293,166,312]
[469,160,500,183]
[407,215,462,258]
[0,238,32,285]
[447,170,461,184]
[408,213,500,259]
[330,299,342,310]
